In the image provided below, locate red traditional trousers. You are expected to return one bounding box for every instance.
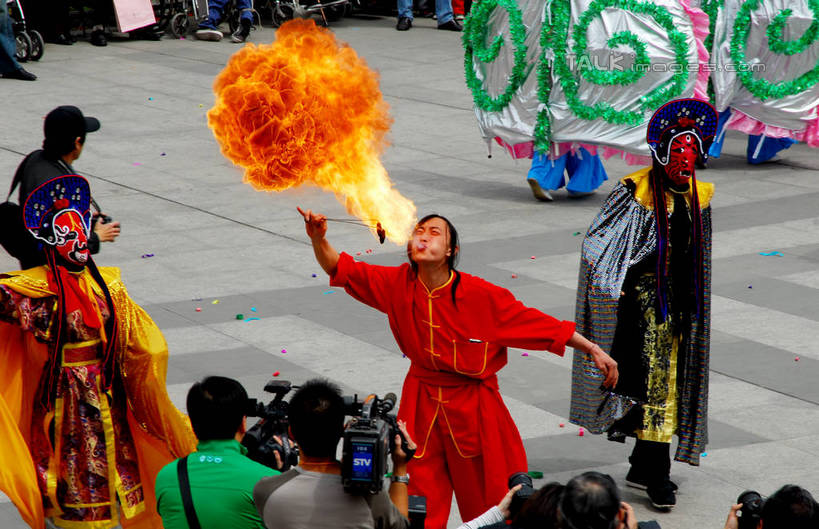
[409,415,506,528]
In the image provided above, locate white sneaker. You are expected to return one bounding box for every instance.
[195,28,223,41]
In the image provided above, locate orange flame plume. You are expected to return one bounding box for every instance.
[207,19,416,244]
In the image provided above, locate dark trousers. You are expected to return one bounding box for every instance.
[629,439,671,486]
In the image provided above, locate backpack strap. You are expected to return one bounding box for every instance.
[177,456,202,529]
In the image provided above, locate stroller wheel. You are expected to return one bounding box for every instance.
[15,31,32,63]
[29,31,45,61]
[170,13,190,38]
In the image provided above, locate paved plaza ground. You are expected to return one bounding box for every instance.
[1,13,818,529]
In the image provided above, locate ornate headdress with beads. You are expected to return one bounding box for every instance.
[647,98,718,165]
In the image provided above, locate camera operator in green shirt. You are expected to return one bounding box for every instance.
[156,376,282,529]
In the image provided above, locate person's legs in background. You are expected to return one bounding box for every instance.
[230,0,254,43]
[197,0,228,40]
[396,0,413,30]
[435,0,460,30]
[0,1,35,80]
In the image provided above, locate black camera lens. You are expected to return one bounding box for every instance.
[736,490,765,529]
[507,472,535,518]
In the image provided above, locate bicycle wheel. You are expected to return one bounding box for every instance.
[29,31,45,61]
[15,32,32,63]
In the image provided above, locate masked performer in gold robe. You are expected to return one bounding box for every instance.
[0,174,196,529]
[571,98,718,510]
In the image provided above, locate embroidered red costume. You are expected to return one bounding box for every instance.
[330,252,575,528]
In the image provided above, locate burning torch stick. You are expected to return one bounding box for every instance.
[324,218,386,244]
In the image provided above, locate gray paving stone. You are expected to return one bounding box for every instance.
[0,12,818,529]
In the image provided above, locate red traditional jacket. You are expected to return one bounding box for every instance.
[330,253,575,478]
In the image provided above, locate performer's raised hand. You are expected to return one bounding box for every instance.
[298,206,340,276]
[297,206,327,241]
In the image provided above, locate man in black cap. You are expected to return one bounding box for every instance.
[10,106,120,268]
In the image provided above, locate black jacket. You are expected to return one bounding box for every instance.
[9,150,100,268]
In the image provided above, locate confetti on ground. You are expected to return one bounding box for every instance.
[245,317,260,322]
[748,285,753,289]
[573,232,581,236]
[521,352,529,357]
[559,423,565,428]
[212,300,220,304]
[701,452,707,457]
[273,371,280,377]
[356,252,362,256]
[795,357,800,362]
[148,97,153,101]
[251,307,257,312]
[759,251,783,257]
[195,307,201,312]
[578,427,585,437]
[132,162,142,166]
[161,152,166,156]
[198,103,203,107]
[141,253,154,258]
[323,290,334,295]
[511,274,517,279]
[281,349,287,354]
[312,274,317,278]
[530,256,536,260]
[527,471,543,479]
[236,314,244,320]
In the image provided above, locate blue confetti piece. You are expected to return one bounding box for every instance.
[701,452,707,457]
[245,317,260,322]
[251,307,257,312]
[759,251,783,257]
[323,290,334,295]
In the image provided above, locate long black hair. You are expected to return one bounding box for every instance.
[39,249,118,409]
[650,149,705,322]
[407,214,461,305]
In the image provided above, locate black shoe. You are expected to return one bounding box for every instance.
[2,68,37,81]
[437,19,462,31]
[231,19,251,43]
[51,33,74,45]
[90,30,107,47]
[625,466,678,492]
[647,481,677,510]
[396,17,412,31]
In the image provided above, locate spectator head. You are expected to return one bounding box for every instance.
[287,378,345,459]
[510,481,564,529]
[760,485,817,529]
[559,472,621,529]
[187,376,249,441]
[42,106,100,160]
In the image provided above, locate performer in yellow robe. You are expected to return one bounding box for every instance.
[0,174,196,529]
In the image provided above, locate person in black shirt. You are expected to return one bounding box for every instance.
[11,106,120,269]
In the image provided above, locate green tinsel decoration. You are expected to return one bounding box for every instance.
[731,0,819,100]
[462,0,529,112]
[551,0,691,126]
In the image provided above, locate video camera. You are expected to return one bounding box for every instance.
[341,392,415,494]
[242,379,300,471]
[242,380,416,492]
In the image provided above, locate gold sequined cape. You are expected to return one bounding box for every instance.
[0,266,197,528]
[569,168,713,466]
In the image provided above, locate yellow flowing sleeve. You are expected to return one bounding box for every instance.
[104,269,197,458]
